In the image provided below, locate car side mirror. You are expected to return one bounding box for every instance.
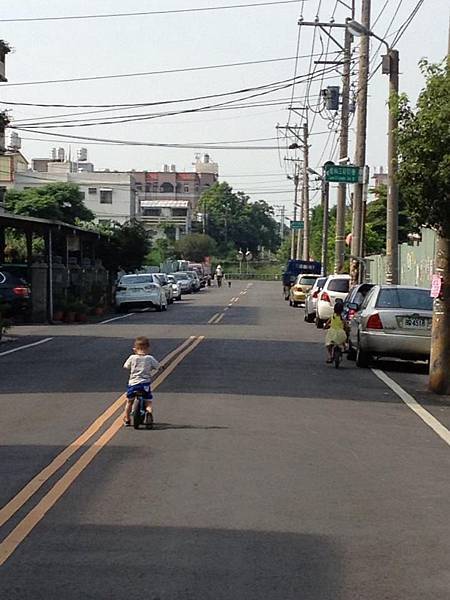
[347,302,359,310]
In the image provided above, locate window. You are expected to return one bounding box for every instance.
[98,219,111,226]
[88,187,97,194]
[79,191,86,200]
[299,276,318,285]
[99,189,113,204]
[143,208,161,217]
[160,182,174,193]
[135,183,142,190]
[172,208,187,217]
[184,185,189,193]
[327,278,350,293]
[376,288,433,311]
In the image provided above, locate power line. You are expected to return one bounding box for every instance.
[1,1,306,23]
[0,53,333,89]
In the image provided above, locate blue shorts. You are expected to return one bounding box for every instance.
[126,382,153,400]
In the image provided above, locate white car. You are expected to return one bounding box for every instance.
[315,274,351,328]
[167,274,182,301]
[115,274,168,313]
[304,276,327,322]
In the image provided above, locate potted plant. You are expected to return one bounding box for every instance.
[63,302,77,323]
[74,302,88,323]
[53,303,65,322]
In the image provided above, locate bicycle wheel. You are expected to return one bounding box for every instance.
[131,397,141,429]
[333,346,342,369]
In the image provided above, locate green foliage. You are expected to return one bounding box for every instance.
[174,233,217,262]
[145,237,174,266]
[365,184,410,253]
[200,182,281,254]
[5,183,95,224]
[96,221,151,273]
[398,60,450,236]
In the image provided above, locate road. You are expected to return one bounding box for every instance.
[0,281,449,599]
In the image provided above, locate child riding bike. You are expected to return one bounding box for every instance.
[324,300,349,363]
[123,336,160,427]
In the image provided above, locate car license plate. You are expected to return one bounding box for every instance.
[403,317,427,329]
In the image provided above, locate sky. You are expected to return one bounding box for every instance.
[1,0,448,221]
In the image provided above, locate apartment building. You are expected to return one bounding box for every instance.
[133,154,218,238]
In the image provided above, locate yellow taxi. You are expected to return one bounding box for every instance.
[289,274,321,307]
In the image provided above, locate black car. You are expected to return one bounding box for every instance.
[342,283,374,322]
[0,270,31,317]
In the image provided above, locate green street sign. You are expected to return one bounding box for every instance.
[325,164,360,183]
[291,220,304,230]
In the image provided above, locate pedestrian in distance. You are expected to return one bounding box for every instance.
[215,264,224,288]
[324,300,349,363]
[123,336,160,427]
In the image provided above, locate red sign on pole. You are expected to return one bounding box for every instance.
[430,274,442,298]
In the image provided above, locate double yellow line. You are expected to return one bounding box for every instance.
[0,335,204,566]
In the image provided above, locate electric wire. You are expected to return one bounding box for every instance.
[1,1,306,23]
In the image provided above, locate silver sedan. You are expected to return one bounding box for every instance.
[349,285,433,367]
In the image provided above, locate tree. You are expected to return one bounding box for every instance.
[5,183,95,224]
[397,59,450,393]
[97,221,151,274]
[175,233,217,262]
[200,182,280,254]
[365,184,409,253]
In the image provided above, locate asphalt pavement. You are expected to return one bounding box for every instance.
[0,281,449,599]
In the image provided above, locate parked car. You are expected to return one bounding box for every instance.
[185,270,201,292]
[0,270,31,317]
[173,272,194,294]
[342,283,375,322]
[167,274,182,301]
[115,274,167,312]
[154,273,174,304]
[348,285,433,367]
[289,274,320,307]
[304,276,327,322]
[282,259,321,300]
[315,274,351,328]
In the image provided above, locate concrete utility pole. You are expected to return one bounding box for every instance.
[289,166,300,259]
[302,122,310,260]
[350,0,371,285]
[321,175,330,276]
[334,24,353,273]
[429,19,450,394]
[385,48,400,284]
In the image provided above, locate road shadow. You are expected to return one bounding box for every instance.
[0,524,342,600]
[153,422,228,431]
[372,358,429,375]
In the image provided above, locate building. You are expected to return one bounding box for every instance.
[133,154,218,239]
[372,166,388,189]
[14,163,136,225]
[32,147,94,174]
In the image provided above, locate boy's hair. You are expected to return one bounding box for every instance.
[334,301,344,315]
[134,336,150,350]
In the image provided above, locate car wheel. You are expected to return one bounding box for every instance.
[315,317,324,329]
[289,299,293,306]
[356,344,370,368]
[293,301,299,308]
[116,304,126,313]
[305,311,314,323]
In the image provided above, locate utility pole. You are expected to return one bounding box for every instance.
[334,19,354,273]
[350,0,371,285]
[302,121,310,260]
[290,166,300,259]
[321,175,330,276]
[296,166,303,260]
[385,48,400,284]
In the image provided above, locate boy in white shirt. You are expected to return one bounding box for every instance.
[123,336,160,427]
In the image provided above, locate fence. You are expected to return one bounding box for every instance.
[366,228,436,288]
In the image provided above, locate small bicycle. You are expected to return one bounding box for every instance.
[131,393,154,430]
[331,343,344,369]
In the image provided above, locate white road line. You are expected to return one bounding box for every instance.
[372,368,450,447]
[0,337,54,358]
[208,313,220,324]
[99,313,133,324]
[215,313,225,324]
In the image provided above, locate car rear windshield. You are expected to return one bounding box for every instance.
[121,276,154,285]
[173,274,188,280]
[376,288,433,311]
[327,279,349,293]
[299,276,318,285]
